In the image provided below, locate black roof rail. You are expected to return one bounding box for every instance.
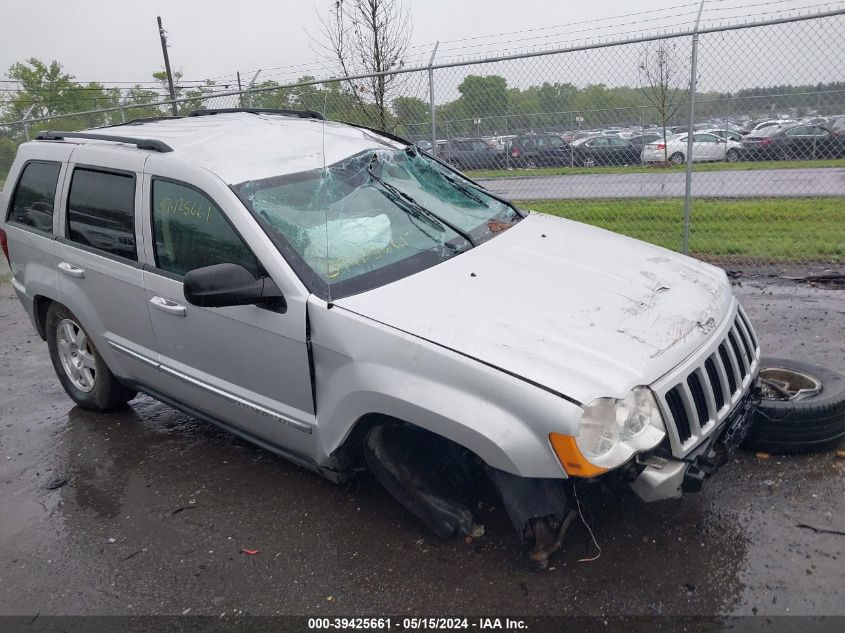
[36,131,173,153]
[118,116,183,126]
[187,107,326,120]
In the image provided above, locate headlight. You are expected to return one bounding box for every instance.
[551,386,666,475]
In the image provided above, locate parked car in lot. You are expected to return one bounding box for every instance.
[569,136,641,166]
[625,132,665,148]
[0,109,762,554]
[438,137,504,170]
[743,119,792,136]
[508,133,571,168]
[642,132,742,164]
[703,128,743,142]
[740,123,844,161]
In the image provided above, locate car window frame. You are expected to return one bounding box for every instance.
[64,164,139,264]
[148,175,265,281]
[786,126,809,137]
[5,159,63,237]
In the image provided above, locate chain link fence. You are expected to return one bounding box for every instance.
[1,10,843,273]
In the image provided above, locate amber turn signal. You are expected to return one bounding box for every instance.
[549,433,608,478]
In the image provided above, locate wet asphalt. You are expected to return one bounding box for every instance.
[0,271,843,617]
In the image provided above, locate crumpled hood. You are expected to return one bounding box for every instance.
[335,213,733,405]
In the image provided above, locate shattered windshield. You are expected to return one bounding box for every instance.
[234,147,521,299]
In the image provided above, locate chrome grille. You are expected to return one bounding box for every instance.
[658,306,760,453]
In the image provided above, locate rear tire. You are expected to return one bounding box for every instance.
[669,152,685,165]
[46,303,136,411]
[743,357,845,454]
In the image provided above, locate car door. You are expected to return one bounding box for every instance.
[471,140,494,169]
[783,126,812,158]
[609,138,637,164]
[140,160,316,459]
[584,138,608,165]
[691,133,721,161]
[53,146,165,391]
[810,126,834,159]
[544,135,569,165]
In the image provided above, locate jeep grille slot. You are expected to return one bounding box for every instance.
[719,343,738,395]
[737,307,758,351]
[665,387,692,444]
[687,372,710,428]
[734,319,754,365]
[728,330,747,378]
[705,356,725,411]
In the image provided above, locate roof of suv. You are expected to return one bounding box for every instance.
[34,111,404,184]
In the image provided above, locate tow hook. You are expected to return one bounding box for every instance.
[682,464,706,493]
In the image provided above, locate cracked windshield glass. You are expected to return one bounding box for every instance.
[234,147,521,296]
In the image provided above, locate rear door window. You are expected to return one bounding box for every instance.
[151,178,260,278]
[7,161,61,233]
[67,168,137,260]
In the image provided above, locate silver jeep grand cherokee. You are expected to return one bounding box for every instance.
[0,109,760,556]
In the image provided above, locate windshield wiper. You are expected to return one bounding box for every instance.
[442,174,488,205]
[409,146,525,219]
[367,163,477,247]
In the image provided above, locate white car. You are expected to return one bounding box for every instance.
[641,132,743,164]
[748,119,794,136]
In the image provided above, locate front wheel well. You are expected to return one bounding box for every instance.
[330,413,484,473]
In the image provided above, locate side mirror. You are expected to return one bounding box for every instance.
[184,263,286,312]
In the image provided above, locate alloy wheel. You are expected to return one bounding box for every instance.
[56,318,96,392]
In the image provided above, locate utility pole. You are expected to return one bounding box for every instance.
[237,72,244,108]
[157,16,178,116]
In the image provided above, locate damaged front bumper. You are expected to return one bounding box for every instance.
[629,384,759,502]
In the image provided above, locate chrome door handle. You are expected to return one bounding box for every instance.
[58,262,85,278]
[150,296,187,317]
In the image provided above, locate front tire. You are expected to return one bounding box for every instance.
[46,303,136,411]
[726,149,740,162]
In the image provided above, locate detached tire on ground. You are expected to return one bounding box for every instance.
[743,357,845,454]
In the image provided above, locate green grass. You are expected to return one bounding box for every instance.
[520,197,845,262]
[468,158,845,179]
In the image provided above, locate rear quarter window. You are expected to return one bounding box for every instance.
[7,161,61,233]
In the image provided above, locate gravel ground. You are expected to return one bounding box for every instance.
[0,272,843,617]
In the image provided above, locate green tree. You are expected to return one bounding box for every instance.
[457,75,509,120]
[3,59,117,123]
[152,70,217,115]
[392,96,428,137]
[121,85,166,120]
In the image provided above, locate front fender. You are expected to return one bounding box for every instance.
[309,299,581,479]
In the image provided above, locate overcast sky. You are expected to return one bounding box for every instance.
[1,0,836,92]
